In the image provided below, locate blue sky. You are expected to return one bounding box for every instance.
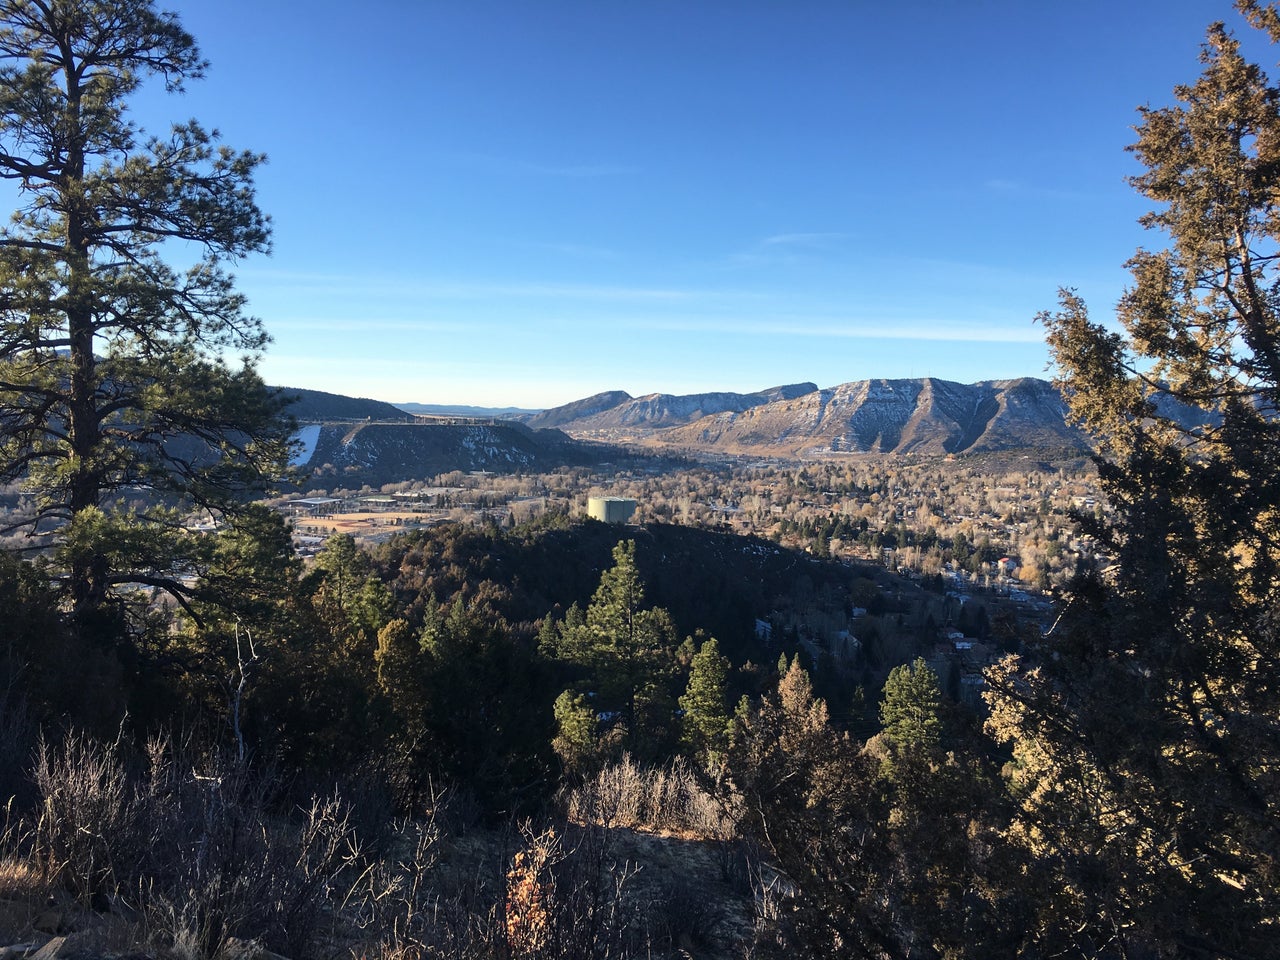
[136,1,1261,408]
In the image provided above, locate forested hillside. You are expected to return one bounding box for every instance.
[0,1,1277,959]
[282,387,417,423]
[293,420,607,486]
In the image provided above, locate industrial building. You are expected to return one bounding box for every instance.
[587,496,637,524]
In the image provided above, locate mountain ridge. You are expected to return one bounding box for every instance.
[277,376,1106,484]
[532,376,1088,457]
[521,382,821,432]
[395,402,541,417]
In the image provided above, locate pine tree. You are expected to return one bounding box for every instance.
[417,598,551,807]
[169,505,304,744]
[678,636,730,762]
[264,534,391,773]
[374,617,420,714]
[310,533,392,654]
[986,3,1280,954]
[553,540,677,756]
[0,0,290,635]
[874,657,1011,957]
[879,657,943,758]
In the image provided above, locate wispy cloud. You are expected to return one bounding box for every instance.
[264,354,448,375]
[619,314,1044,344]
[267,316,474,334]
[759,232,852,248]
[495,282,700,302]
[723,231,854,269]
[240,268,734,305]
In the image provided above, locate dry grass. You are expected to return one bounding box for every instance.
[0,733,771,959]
[564,754,735,840]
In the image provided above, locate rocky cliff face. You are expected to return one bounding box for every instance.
[523,391,635,430]
[526,383,820,433]
[547,377,1088,456]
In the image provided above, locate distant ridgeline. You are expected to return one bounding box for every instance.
[279,376,1205,484]
[516,378,1099,458]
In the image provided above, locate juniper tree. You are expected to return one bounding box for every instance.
[551,689,596,773]
[0,0,290,634]
[726,659,899,957]
[986,3,1280,954]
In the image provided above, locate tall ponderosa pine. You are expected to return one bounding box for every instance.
[0,0,290,631]
[549,539,677,757]
[986,2,1280,954]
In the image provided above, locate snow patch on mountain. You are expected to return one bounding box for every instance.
[290,424,322,467]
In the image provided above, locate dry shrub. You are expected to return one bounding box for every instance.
[340,815,445,959]
[566,754,732,838]
[140,749,369,959]
[338,816,644,960]
[713,836,760,895]
[31,729,136,902]
[17,730,370,959]
[505,826,557,957]
[0,796,40,910]
[503,822,641,960]
[9,731,748,959]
